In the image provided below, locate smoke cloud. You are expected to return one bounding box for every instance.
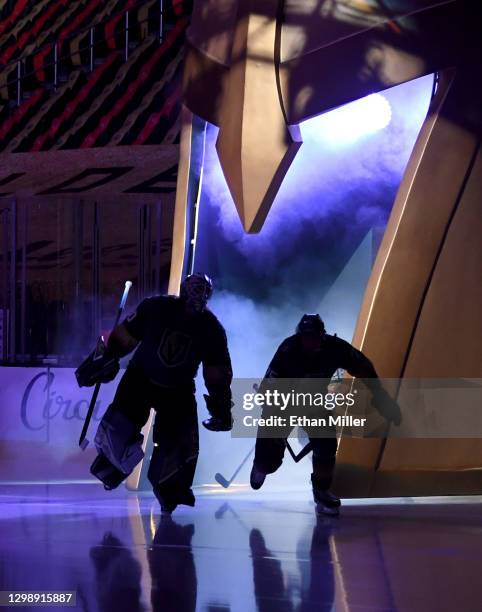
[195,74,433,381]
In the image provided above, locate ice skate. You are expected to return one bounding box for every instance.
[160,502,177,516]
[250,466,267,490]
[314,489,341,516]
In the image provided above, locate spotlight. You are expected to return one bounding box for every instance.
[301,92,392,144]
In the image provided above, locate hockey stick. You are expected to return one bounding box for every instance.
[214,380,314,486]
[215,446,255,488]
[214,439,312,489]
[250,381,310,462]
[79,280,133,450]
[251,383,313,463]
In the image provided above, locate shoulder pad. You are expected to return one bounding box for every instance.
[203,309,226,329]
[279,335,297,351]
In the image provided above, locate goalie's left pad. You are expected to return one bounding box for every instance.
[93,405,145,478]
[75,336,120,387]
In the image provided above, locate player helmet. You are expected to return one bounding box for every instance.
[180,273,213,312]
[296,314,325,336]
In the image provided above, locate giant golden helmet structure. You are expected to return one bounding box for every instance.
[159,0,482,497]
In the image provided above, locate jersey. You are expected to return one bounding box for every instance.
[123,295,231,391]
[265,334,379,384]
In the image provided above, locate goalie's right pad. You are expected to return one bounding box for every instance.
[90,453,127,490]
[93,405,145,478]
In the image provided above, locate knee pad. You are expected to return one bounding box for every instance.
[148,445,198,488]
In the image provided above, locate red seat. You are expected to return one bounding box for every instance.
[104,0,138,50]
[58,0,103,49]
[0,0,29,37]
[32,45,52,83]
[134,84,180,145]
[0,0,68,66]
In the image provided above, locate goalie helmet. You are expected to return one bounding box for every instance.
[180,273,213,312]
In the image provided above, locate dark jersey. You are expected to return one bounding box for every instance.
[265,334,379,383]
[123,296,231,390]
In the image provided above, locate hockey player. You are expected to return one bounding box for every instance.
[84,274,233,514]
[249,314,400,516]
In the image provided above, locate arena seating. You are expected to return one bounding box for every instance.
[67,0,125,68]
[6,70,86,153]
[115,57,182,146]
[57,0,104,58]
[104,0,139,52]
[80,17,187,148]
[31,52,122,151]
[0,0,68,66]
[0,1,88,68]
[0,88,47,146]
[23,3,83,87]
[56,35,160,150]
[133,81,181,145]
[0,0,29,38]
[0,0,191,151]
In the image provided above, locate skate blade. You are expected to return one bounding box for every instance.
[316,503,340,517]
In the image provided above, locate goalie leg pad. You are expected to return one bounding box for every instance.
[90,452,127,490]
[94,404,145,476]
[148,394,199,508]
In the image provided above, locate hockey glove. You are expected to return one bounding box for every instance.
[372,388,402,426]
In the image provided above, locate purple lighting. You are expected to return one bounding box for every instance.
[193,74,434,380]
[192,74,435,490]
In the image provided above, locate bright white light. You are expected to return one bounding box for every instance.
[301,93,392,145]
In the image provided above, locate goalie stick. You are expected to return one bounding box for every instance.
[78,280,133,449]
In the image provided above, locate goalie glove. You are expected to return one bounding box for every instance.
[75,336,120,388]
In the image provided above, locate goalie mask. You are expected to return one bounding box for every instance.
[180,273,213,312]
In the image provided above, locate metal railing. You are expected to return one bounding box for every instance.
[0,0,166,106]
